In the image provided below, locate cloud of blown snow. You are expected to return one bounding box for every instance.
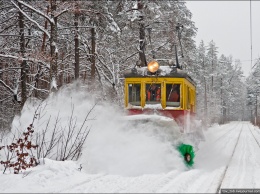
[11,82,185,176]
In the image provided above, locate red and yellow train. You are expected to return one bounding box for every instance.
[123,60,196,133]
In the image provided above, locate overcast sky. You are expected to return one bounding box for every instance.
[185,1,260,77]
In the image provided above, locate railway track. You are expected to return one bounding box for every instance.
[216,122,260,193]
[248,124,260,149]
[216,123,243,193]
[212,122,240,144]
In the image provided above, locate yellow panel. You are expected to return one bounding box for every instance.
[124,77,196,111]
[191,89,196,113]
[141,81,146,107]
[161,81,166,109]
[183,84,186,110]
[183,79,196,112]
[125,80,128,107]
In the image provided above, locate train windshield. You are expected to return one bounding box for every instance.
[146,83,161,104]
[128,83,141,106]
[166,84,181,107]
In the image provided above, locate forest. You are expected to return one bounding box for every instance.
[0,0,259,132]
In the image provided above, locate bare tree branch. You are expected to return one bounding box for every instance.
[0,80,13,94]
[17,0,54,25]
[11,0,51,39]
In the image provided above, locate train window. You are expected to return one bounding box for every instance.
[166,84,181,107]
[128,83,141,106]
[146,83,161,104]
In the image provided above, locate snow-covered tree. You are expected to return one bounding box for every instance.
[246,58,260,125]
[0,0,249,131]
[192,40,209,125]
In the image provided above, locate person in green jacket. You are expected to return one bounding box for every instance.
[177,143,195,167]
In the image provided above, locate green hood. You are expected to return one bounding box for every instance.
[177,143,195,167]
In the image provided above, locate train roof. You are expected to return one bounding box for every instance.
[123,65,196,86]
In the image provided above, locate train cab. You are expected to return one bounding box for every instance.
[123,60,196,130]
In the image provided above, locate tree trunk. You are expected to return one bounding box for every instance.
[211,47,214,92]
[203,58,208,125]
[139,21,147,67]
[18,2,26,107]
[91,27,96,80]
[36,5,49,98]
[223,101,227,123]
[50,0,58,91]
[204,78,207,118]
[138,1,147,67]
[74,5,80,80]
[60,50,66,86]
[220,77,224,124]
[255,95,258,125]
[41,6,49,53]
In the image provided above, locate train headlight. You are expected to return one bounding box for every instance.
[147,60,159,73]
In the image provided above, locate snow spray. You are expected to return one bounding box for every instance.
[11,83,186,176]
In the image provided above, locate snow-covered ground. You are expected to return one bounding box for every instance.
[1,122,260,193]
[1,85,260,193]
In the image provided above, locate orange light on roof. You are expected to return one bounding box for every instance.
[147,60,159,73]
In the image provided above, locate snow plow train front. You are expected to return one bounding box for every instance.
[123,60,203,167]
